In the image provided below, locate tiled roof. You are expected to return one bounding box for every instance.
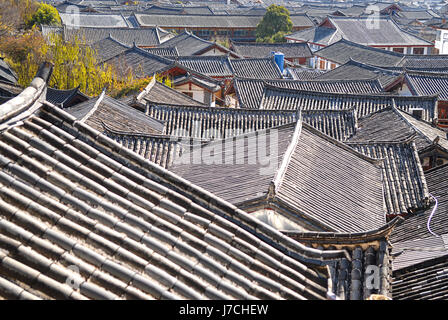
[400,55,448,69]
[390,163,448,244]
[287,16,433,47]
[146,101,356,142]
[133,13,314,29]
[392,252,448,300]
[156,31,238,57]
[171,120,387,233]
[143,5,215,15]
[404,71,448,101]
[346,138,430,217]
[273,122,386,233]
[142,47,179,58]
[176,56,233,78]
[285,218,403,300]
[0,81,22,98]
[300,108,357,142]
[157,31,219,56]
[230,41,313,59]
[0,63,349,300]
[63,26,167,47]
[313,38,405,67]
[348,107,448,152]
[332,5,368,17]
[171,74,222,92]
[147,104,298,140]
[136,79,206,107]
[46,87,89,109]
[157,31,211,55]
[173,55,284,79]
[232,78,384,109]
[0,58,18,85]
[170,122,298,206]
[101,46,175,80]
[286,26,335,46]
[90,36,131,63]
[64,93,165,136]
[398,9,440,21]
[229,58,283,79]
[102,126,185,169]
[391,235,448,272]
[316,59,403,89]
[255,85,437,121]
[59,13,131,28]
[287,68,325,80]
[397,110,448,152]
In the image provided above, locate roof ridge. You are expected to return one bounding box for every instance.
[302,122,384,165]
[283,216,404,243]
[149,102,299,114]
[391,17,434,45]
[270,116,303,197]
[141,81,208,107]
[315,38,405,58]
[93,34,132,49]
[0,62,52,125]
[345,133,418,146]
[80,88,106,123]
[345,58,403,76]
[396,108,445,146]
[136,76,156,101]
[100,120,177,140]
[405,69,448,77]
[262,82,437,99]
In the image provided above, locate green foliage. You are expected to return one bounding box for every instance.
[0,30,45,84]
[109,74,171,99]
[0,0,39,34]
[0,1,164,99]
[111,76,151,99]
[1,32,116,96]
[27,3,61,28]
[42,34,113,96]
[256,5,292,43]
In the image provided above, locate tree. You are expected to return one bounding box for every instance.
[0,0,38,35]
[1,32,114,96]
[26,3,61,28]
[0,30,167,97]
[256,5,293,43]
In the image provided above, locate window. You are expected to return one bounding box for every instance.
[319,59,326,70]
[195,29,211,37]
[233,30,249,37]
[393,48,404,53]
[413,47,424,55]
[217,30,229,36]
[410,108,424,119]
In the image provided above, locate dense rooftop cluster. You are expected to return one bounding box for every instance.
[1,0,448,301]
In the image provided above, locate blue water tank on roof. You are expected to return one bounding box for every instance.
[272,51,284,73]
